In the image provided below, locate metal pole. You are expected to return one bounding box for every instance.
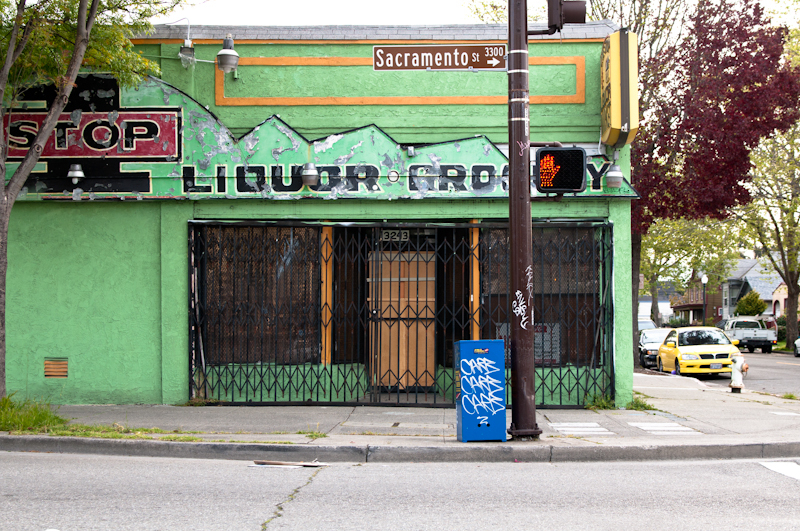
[703,283,707,326]
[507,0,541,439]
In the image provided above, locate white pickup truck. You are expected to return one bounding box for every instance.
[722,317,778,353]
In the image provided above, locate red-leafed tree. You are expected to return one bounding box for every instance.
[633,0,800,232]
[629,0,800,359]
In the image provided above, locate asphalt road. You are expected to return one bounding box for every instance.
[703,350,800,397]
[2,452,800,530]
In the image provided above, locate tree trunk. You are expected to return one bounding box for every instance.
[0,191,9,398]
[786,285,798,348]
[649,278,660,326]
[632,231,642,363]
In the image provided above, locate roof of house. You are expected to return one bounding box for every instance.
[728,259,759,280]
[746,264,783,300]
[142,21,619,41]
[724,258,783,300]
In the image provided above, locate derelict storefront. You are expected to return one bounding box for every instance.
[6,23,636,407]
[189,220,613,407]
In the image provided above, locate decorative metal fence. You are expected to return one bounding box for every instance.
[189,221,613,407]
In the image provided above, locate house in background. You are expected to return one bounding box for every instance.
[671,273,722,325]
[719,259,783,319]
[772,283,788,318]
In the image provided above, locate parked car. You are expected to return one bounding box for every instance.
[723,316,777,353]
[794,337,800,358]
[657,326,738,376]
[639,328,671,368]
[638,318,656,330]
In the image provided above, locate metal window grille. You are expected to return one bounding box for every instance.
[189,221,613,407]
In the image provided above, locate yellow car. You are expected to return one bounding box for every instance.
[656,326,739,376]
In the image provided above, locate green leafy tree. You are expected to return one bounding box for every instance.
[641,217,736,325]
[733,29,800,345]
[736,290,769,316]
[0,0,183,397]
[466,0,544,22]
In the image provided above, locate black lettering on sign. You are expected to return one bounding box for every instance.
[183,166,212,193]
[122,120,160,150]
[216,166,227,194]
[346,164,380,191]
[236,165,267,193]
[269,165,302,193]
[54,122,79,150]
[309,165,343,192]
[438,165,468,191]
[471,164,497,190]
[83,120,120,150]
[9,121,37,149]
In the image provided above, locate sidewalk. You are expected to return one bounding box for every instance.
[2,373,800,463]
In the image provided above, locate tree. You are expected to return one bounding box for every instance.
[736,110,800,344]
[466,0,544,22]
[0,0,183,397]
[630,0,800,365]
[736,290,768,316]
[640,217,736,325]
[472,0,800,362]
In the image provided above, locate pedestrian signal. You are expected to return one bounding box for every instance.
[534,147,587,193]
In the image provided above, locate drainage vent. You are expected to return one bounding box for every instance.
[44,358,68,378]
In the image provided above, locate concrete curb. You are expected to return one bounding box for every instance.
[3,435,800,463]
[0,435,366,462]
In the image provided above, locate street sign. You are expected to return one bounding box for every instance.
[373,44,507,71]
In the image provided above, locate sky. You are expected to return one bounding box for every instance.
[151,0,480,26]
[151,0,796,28]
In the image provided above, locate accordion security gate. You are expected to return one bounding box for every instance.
[189,221,614,407]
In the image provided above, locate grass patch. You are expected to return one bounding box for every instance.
[297,430,328,440]
[586,394,615,410]
[782,393,798,400]
[626,397,656,411]
[206,439,295,444]
[0,394,66,432]
[39,423,205,439]
[159,435,204,442]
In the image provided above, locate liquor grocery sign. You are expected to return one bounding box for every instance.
[11,75,637,201]
[373,44,507,71]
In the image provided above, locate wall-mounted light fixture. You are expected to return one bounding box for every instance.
[67,164,85,185]
[605,164,623,188]
[216,34,239,73]
[165,20,238,72]
[301,163,319,187]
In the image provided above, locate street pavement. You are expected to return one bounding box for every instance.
[2,371,800,463]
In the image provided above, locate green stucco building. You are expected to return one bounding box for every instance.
[6,21,635,407]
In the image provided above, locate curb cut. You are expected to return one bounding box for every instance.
[3,435,800,463]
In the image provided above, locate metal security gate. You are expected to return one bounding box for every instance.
[189,221,613,407]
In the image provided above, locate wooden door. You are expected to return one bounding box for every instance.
[368,251,435,388]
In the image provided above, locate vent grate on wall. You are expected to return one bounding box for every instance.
[44,358,68,378]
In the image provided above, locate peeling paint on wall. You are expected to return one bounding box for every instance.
[10,75,637,201]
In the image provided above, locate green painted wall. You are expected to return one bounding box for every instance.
[143,40,602,144]
[7,201,191,404]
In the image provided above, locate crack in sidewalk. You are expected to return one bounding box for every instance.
[262,467,324,529]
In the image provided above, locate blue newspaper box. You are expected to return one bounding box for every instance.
[455,340,507,442]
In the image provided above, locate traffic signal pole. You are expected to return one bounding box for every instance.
[507,0,542,439]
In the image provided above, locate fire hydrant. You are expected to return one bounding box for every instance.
[730,353,749,393]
